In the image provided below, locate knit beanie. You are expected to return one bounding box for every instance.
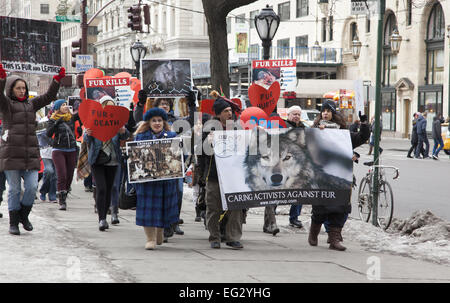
[322,99,336,114]
[143,107,168,121]
[213,97,231,115]
[53,99,66,111]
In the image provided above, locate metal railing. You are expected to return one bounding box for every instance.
[232,46,343,64]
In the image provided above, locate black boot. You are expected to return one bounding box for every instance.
[19,205,33,231]
[172,223,184,235]
[111,206,120,225]
[58,191,67,211]
[9,210,21,235]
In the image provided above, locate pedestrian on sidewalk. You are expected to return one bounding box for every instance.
[415,112,430,159]
[133,107,179,250]
[310,101,370,251]
[407,113,424,158]
[46,99,82,210]
[84,96,130,231]
[431,114,445,160]
[199,97,244,250]
[0,63,64,235]
[285,105,307,229]
[134,89,197,238]
[37,115,57,204]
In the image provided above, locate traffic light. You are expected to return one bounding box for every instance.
[143,5,150,25]
[127,5,142,32]
[71,39,82,68]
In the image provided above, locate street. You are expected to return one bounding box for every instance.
[351,137,450,222]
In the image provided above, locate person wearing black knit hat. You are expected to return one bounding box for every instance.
[198,97,244,249]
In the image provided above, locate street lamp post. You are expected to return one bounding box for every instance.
[389,28,403,55]
[254,5,280,60]
[130,40,147,78]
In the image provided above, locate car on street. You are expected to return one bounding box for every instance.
[301,109,320,127]
[441,123,450,155]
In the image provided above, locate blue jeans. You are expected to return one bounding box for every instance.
[432,137,444,156]
[4,170,39,211]
[110,163,123,208]
[40,158,57,201]
[289,204,302,222]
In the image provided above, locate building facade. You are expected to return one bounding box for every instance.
[228,0,449,137]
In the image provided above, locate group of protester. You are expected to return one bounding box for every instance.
[1,62,373,252]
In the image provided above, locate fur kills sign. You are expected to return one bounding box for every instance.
[214,128,353,210]
[78,98,129,142]
[85,77,134,109]
[252,59,296,92]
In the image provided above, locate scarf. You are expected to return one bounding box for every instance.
[51,112,72,122]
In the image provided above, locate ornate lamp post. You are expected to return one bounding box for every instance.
[130,40,147,77]
[254,5,280,60]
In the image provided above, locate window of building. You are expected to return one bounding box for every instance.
[226,17,232,34]
[249,44,259,60]
[425,3,445,85]
[40,4,49,15]
[296,0,308,18]
[250,10,258,29]
[328,16,333,41]
[418,90,443,131]
[366,16,370,33]
[381,91,396,131]
[278,2,290,21]
[321,17,327,42]
[277,38,290,59]
[295,35,308,61]
[406,0,412,26]
[235,14,246,24]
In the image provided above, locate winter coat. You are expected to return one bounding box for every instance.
[84,130,130,166]
[311,121,370,215]
[431,118,442,140]
[416,115,427,137]
[411,119,418,145]
[46,113,80,150]
[0,76,60,171]
[134,129,179,228]
[286,119,306,129]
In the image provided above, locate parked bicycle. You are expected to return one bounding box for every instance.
[357,160,399,230]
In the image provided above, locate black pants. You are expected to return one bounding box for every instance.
[92,165,117,221]
[311,212,347,228]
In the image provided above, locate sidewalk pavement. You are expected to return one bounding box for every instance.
[1,181,449,283]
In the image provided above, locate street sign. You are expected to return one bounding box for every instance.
[56,15,81,23]
[351,0,378,15]
[76,55,93,72]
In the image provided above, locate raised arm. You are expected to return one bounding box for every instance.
[0,63,9,114]
[32,68,65,111]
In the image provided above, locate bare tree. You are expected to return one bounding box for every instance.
[202,0,257,97]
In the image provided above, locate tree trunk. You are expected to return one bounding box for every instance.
[202,0,257,98]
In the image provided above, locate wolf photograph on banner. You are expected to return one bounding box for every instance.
[214,128,353,210]
[126,137,184,183]
[141,59,192,97]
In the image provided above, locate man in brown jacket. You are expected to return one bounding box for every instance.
[0,63,64,235]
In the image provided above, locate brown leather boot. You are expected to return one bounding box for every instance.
[327,232,343,243]
[329,227,346,251]
[308,222,322,246]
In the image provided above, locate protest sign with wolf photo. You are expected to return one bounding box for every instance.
[141,59,192,97]
[126,137,184,183]
[214,128,353,210]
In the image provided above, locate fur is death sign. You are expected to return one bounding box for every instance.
[214,128,353,210]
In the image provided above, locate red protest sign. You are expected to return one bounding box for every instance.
[78,99,129,142]
[248,81,280,116]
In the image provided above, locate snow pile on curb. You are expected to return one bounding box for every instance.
[343,210,450,265]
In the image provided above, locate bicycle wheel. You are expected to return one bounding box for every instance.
[357,177,372,222]
[377,181,394,230]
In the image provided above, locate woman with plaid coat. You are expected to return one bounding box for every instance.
[134,107,179,250]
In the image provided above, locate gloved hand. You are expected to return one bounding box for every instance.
[53,67,66,82]
[138,89,148,106]
[0,63,7,79]
[358,111,368,123]
[186,90,197,107]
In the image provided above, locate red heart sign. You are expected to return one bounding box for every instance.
[248,82,281,116]
[78,99,129,142]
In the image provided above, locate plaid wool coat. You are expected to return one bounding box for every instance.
[134,129,179,228]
